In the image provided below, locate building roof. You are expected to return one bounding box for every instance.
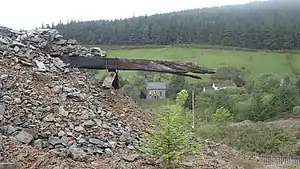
[146,82,166,90]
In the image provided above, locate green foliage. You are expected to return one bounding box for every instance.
[197,123,300,156]
[197,74,300,122]
[54,0,300,50]
[166,75,187,99]
[211,66,247,84]
[212,107,233,125]
[140,90,198,169]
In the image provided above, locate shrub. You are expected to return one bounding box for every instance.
[140,90,199,169]
[197,123,299,156]
[212,107,233,125]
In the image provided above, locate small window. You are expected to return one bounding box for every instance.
[160,91,163,97]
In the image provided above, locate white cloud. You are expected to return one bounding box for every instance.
[1,0,258,30]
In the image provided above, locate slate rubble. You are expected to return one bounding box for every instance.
[0,26,272,169]
[0,26,153,166]
[0,26,107,58]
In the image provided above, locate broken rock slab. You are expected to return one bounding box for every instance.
[0,103,5,121]
[0,134,4,152]
[122,154,140,162]
[11,130,33,144]
[88,138,110,148]
[67,145,87,161]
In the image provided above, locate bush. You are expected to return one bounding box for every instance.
[197,123,300,156]
[212,107,233,125]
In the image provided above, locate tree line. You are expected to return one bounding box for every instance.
[53,0,300,50]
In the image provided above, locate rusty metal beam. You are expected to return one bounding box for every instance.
[59,55,216,79]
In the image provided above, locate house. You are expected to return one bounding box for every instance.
[203,80,237,91]
[146,82,166,99]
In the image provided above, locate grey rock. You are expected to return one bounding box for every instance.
[0,162,20,169]
[14,46,20,53]
[105,111,112,118]
[181,161,194,167]
[66,131,73,136]
[94,148,104,155]
[68,122,74,130]
[89,138,110,148]
[108,141,117,149]
[78,138,86,144]
[55,144,65,149]
[119,131,133,143]
[122,154,140,162]
[68,145,87,161]
[39,131,51,138]
[0,103,5,121]
[94,119,102,127]
[48,136,62,146]
[82,120,94,127]
[67,39,78,45]
[58,130,65,137]
[127,145,135,150]
[51,85,62,94]
[125,126,132,132]
[59,106,68,117]
[0,45,7,51]
[2,95,11,101]
[78,113,89,120]
[102,123,110,129]
[14,98,22,104]
[91,47,102,53]
[61,136,69,146]
[34,60,47,72]
[13,117,22,125]
[104,148,113,156]
[74,126,85,132]
[11,41,25,48]
[2,125,17,135]
[12,130,33,144]
[43,113,55,122]
[63,86,73,93]
[57,39,67,45]
[0,37,9,45]
[33,139,43,149]
[42,140,49,148]
[0,134,4,152]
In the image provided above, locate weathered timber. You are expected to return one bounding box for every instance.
[59,56,216,79]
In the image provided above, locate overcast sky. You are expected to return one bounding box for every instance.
[1,0,259,30]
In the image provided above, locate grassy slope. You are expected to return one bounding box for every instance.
[96,46,300,82]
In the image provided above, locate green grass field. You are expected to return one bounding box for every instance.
[95,45,300,81]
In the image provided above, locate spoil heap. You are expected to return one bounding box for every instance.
[0,26,273,169]
[0,26,154,168]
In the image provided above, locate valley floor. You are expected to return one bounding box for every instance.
[96,45,300,82]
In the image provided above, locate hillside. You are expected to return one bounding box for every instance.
[94,46,300,81]
[0,26,279,169]
[53,0,300,50]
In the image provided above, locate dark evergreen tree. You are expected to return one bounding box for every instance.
[54,0,300,50]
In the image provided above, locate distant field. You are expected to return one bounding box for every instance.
[95,45,300,82]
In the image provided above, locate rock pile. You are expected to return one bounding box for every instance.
[0,26,106,60]
[0,26,272,169]
[0,26,153,167]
